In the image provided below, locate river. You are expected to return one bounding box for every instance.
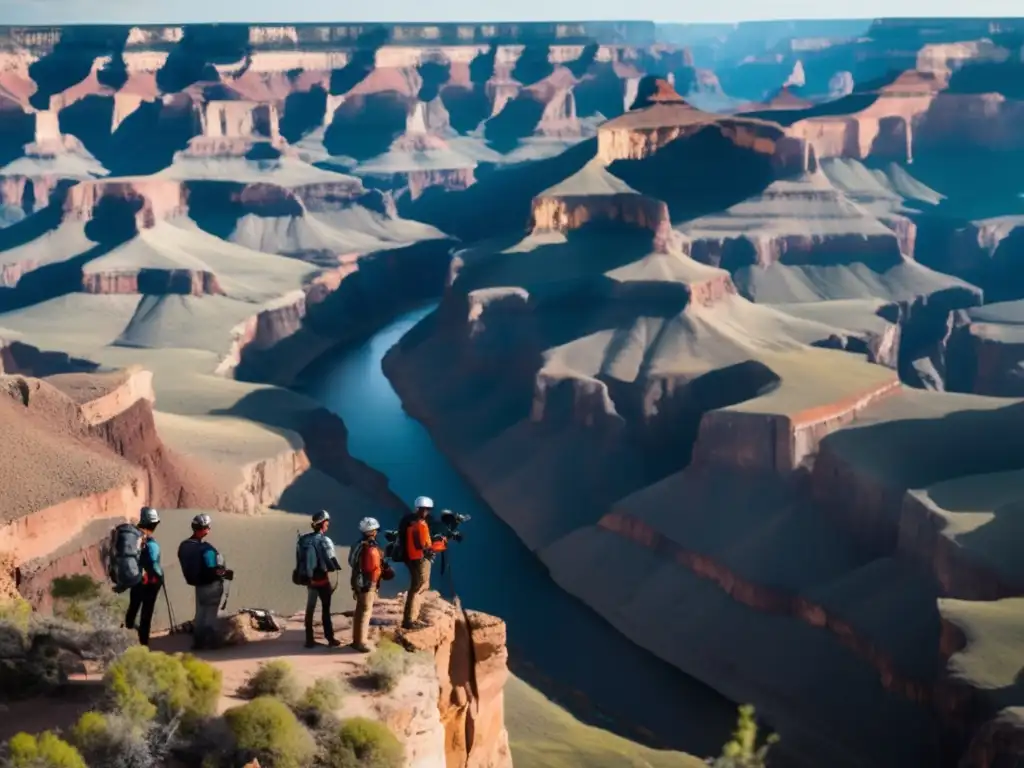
[297,304,736,758]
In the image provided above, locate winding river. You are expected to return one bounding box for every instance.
[298,305,736,757]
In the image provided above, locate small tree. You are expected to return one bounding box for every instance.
[709,705,779,768]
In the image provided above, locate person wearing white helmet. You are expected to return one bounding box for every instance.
[398,496,447,630]
[299,510,342,648]
[347,516,394,652]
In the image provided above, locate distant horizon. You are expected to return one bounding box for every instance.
[0,0,1021,27]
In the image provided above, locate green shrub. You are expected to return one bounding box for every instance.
[294,678,345,727]
[4,730,87,768]
[70,710,173,768]
[319,717,403,768]
[223,696,316,768]
[709,705,779,768]
[0,598,32,632]
[238,659,300,703]
[103,646,221,726]
[50,576,100,602]
[363,640,407,694]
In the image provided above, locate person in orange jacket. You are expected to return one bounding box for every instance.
[348,517,394,652]
[401,497,446,630]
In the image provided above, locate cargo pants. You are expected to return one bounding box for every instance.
[402,557,430,627]
[192,581,224,650]
[352,587,377,648]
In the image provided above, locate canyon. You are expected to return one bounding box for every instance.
[1,14,1024,768]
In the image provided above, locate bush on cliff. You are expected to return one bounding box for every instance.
[363,639,407,694]
[295,677,346,728]
[1,731,86,768]
[318,717,403,768]
[708,705,778,768]
[1,603,131,700]
[239,659,301,704]
[50,575,125,628]
[70,710,177,768]
[103,646,221,727]
[223,696,316,768]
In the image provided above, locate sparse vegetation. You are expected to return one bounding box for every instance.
[707,705,778,768]
[2,731,87,768]
[363,639,408,694]
[319,717,404,768]
[50,576,125,629]
[0,598,32,632]
[238,659,300,704]
[103,646,222,726]
[70,710,177,768]
[223,696,317,768]
[295,677,346,727]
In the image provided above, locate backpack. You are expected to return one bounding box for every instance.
[292,532,319,586]
[349,541,366,591]
[178,538,212,587]
[107,523,144,593]
[390,514,414,564]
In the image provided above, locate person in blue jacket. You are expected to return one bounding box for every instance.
[124,506,163,646]
[177,514,233,650]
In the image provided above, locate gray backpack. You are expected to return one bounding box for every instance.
[292,532,318,586]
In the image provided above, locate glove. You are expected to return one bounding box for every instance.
[381,565,395,581]
[451,532,463,543]
[223,569,235,581]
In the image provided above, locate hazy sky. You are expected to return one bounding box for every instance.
[0,0,1021,26]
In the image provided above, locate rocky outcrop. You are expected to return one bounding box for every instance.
[691,376,903,474]
[62,178,188,227]
[399,594,513,768]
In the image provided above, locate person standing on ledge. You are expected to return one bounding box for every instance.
[400,496,446,630]
[348,516,393,652]
[177,513,232,651]
[124,506,163,646]
[302,510,343,648]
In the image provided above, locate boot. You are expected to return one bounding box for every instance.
[326,637,342,648]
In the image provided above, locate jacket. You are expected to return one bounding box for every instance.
[140,537,163,585]
[309,532,339,588]
[404,517,447,562]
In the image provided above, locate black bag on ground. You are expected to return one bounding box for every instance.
[107,523,144,593]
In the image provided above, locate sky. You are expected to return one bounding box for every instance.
[0,0,1021,26]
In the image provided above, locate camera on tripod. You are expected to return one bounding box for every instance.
[437,509,470,543]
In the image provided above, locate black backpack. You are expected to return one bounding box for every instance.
[107,523,144,593]
[178,538,212,587]
[390,514,415,564]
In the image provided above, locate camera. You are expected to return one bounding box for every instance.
[438,510,470,543]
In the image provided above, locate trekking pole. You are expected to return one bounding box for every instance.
[162,582,177,634]
[221,579,231,611]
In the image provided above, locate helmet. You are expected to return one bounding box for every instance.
[358,517,380,533]
[312,510,330,525]
[190,513,211,531]
[413,496,434,510]
[139,507,160,527]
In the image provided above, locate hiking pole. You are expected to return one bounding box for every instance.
[221,578,231,611]
[161,582,177,634]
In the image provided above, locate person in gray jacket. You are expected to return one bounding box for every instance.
[177,514,233,650]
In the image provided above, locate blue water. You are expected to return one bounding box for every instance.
[298,305,734,756]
